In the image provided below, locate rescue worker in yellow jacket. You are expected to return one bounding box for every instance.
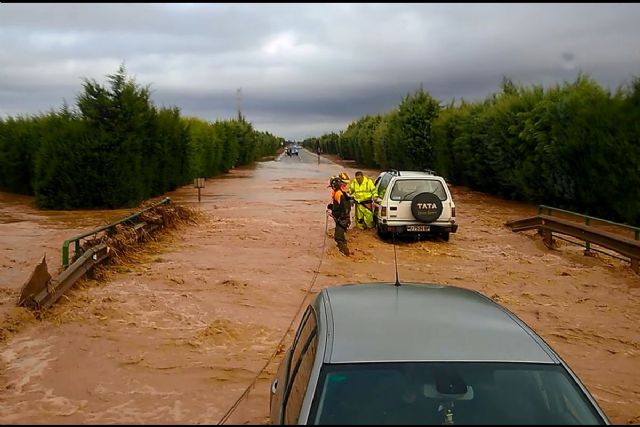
[348,171,378,230]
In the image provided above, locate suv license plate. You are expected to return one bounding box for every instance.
[406,225,430,232]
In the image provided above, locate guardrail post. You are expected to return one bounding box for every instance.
[633,229,639,272]
[74,240,82,262]
[584,217,592,256]
[543,228,553,248]
[62,241,70,268]
[634,230,640,273]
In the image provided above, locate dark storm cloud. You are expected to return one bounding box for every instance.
[1,3,639,140]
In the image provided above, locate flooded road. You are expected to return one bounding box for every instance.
[1,148,639,424]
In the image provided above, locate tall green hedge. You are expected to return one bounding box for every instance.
[303,75,640,225]
[0,66,283,209]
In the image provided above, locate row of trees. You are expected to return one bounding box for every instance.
[0,66,283,209]
[303,75,640,225]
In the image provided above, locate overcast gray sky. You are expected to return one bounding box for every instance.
[2,3,639,140]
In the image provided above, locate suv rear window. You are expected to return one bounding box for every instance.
[390,179,447,201]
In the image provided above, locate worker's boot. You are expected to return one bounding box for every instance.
[338,243,350,256]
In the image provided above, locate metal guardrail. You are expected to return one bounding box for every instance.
[506,210,640,273]
[62,197,171,268]
[19,199,170,311]
[553,234,630,263]
[537,205,640,252]
[22,243,111,310]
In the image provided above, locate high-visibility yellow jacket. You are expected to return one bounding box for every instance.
[349,176,378,203]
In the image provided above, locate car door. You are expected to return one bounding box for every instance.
[271,306,318,424]
[372,173,392,220]
[283,307,319,424]
[270,347,291,423]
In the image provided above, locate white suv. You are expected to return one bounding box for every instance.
[372,170,458,241]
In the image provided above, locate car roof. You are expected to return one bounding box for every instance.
[381,171,444,179]
[320,283,558,364]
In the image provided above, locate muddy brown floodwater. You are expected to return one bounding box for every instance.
[1,148,639,424]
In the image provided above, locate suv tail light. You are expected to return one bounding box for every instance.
[381,206,387,217]
[452,206,456,217]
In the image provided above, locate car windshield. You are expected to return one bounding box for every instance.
[390,179,447,201]
[309,362,604,425]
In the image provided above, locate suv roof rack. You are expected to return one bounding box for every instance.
[423,169,437,175]
[389,169,401,176]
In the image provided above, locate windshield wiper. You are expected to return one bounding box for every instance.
[400,189,421,201]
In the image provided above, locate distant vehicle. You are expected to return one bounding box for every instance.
[373,170,457,241]
[286,146,299,156]
[269,283,609,425]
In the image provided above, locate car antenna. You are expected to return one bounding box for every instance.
[392,231,401,286]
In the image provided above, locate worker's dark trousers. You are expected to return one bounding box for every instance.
[334,222,348,254]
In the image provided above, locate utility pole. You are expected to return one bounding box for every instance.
[236,88,242,121]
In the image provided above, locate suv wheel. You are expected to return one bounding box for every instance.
[377,224,390,240]
[411,192,443,223]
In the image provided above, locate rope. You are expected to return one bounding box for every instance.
[216,212,330,425]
